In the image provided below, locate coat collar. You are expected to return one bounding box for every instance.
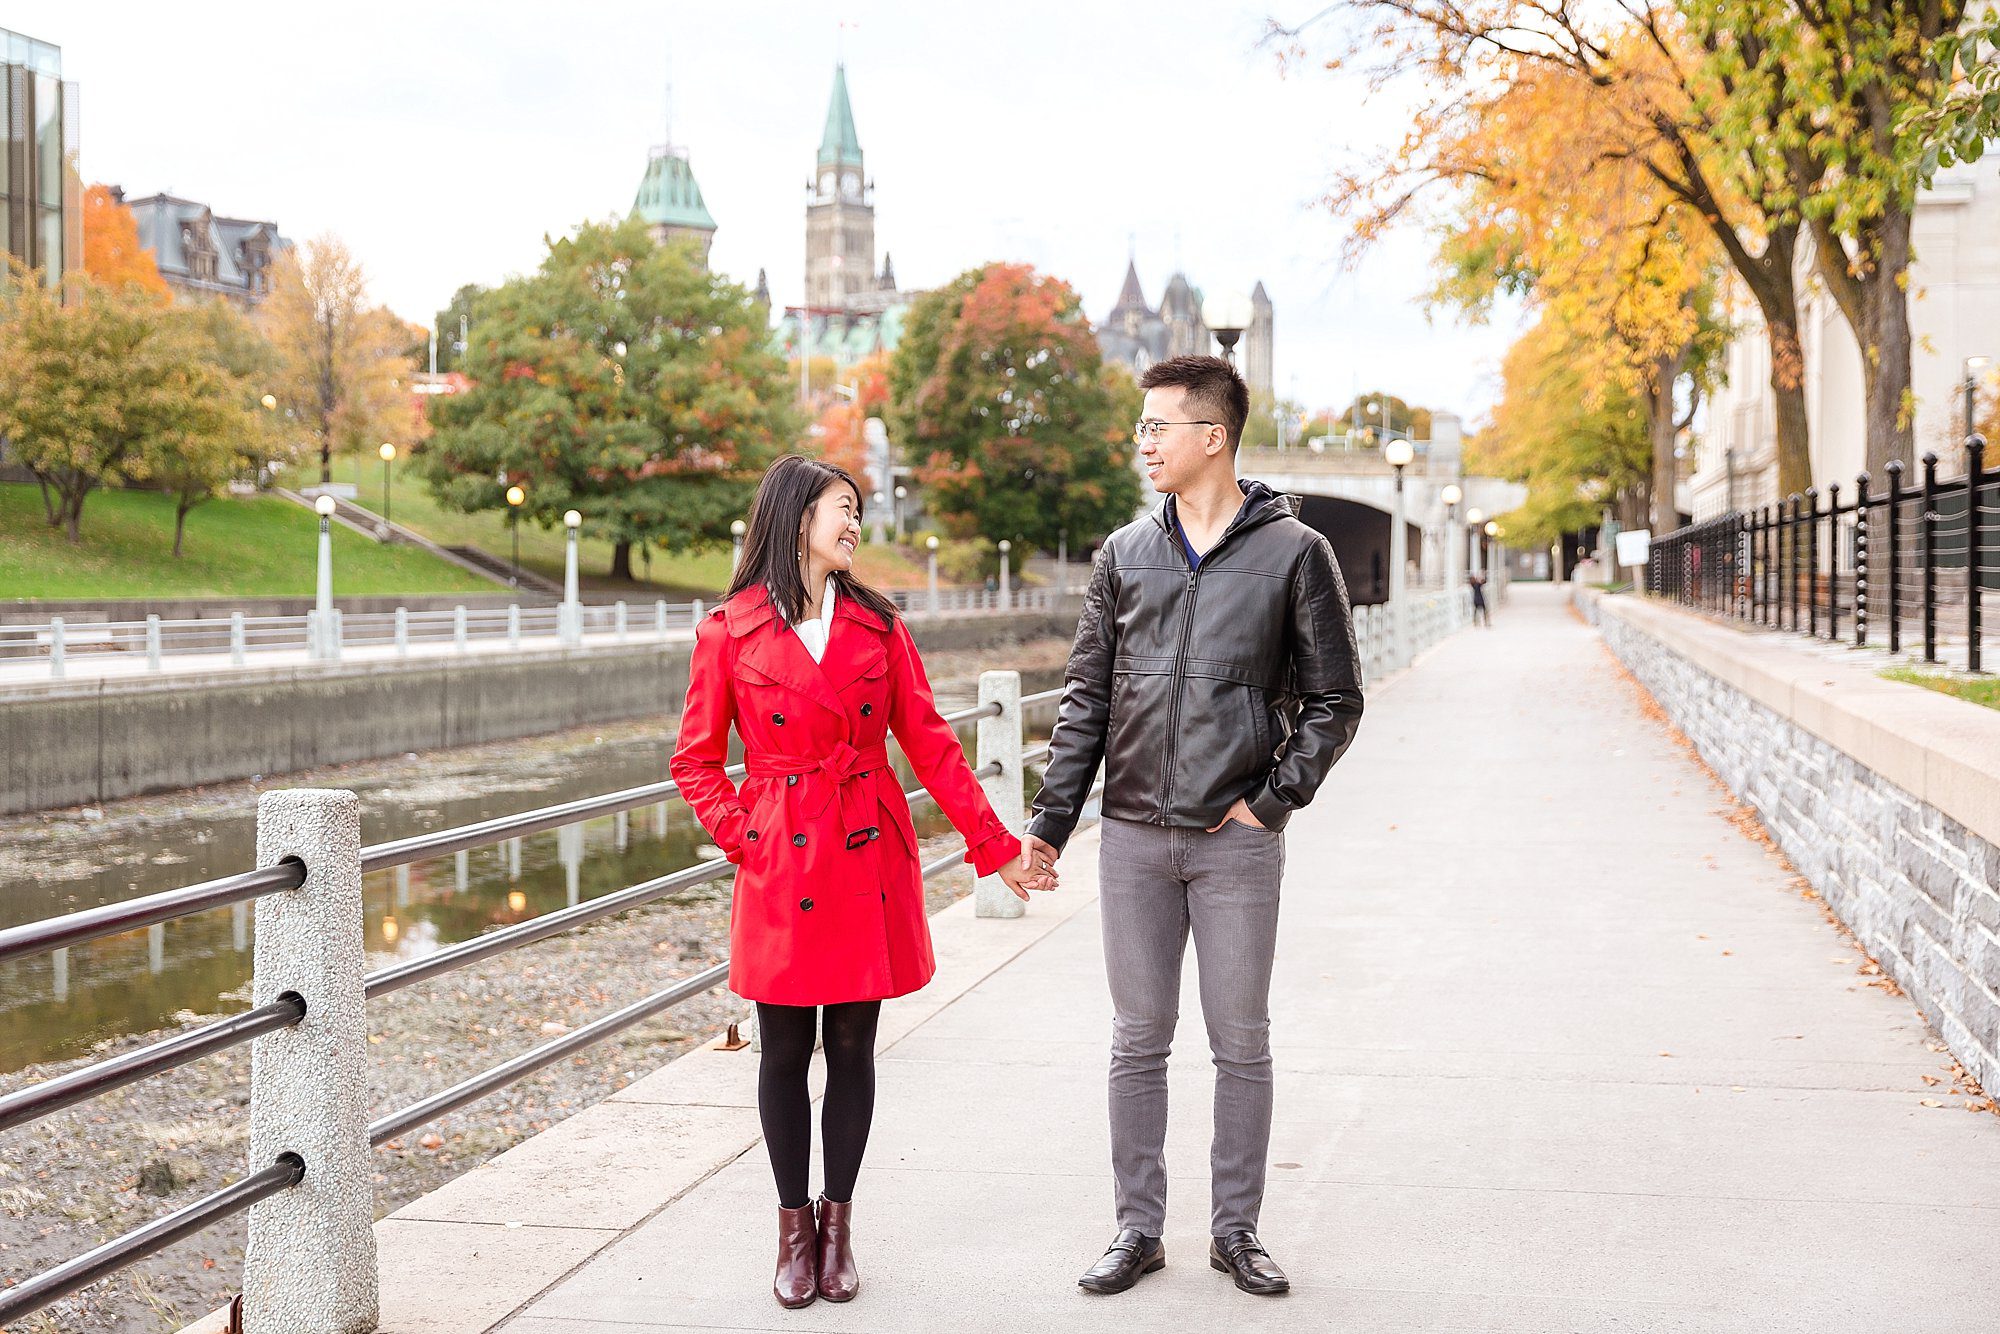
[719,583,891,728]
[720,581,892,638]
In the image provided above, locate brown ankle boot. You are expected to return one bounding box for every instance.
[815,1195,859,1302]
[773,1202,818,1308]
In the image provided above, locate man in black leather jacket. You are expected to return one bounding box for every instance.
[1026,355,1363,1298]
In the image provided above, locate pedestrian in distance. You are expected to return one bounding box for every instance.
[671,454,1052,1310]
[1470,570,1491,626]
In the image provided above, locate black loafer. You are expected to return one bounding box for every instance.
[1210,1229,1290,1295]
[1078,1228,1165,1294]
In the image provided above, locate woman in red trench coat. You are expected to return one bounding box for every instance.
[670,455,1048,1309]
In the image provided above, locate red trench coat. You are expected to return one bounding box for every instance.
[669,583,1022,1006]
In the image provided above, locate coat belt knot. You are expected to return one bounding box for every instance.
[746,742,892,849]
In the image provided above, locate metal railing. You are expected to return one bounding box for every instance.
[0,675,1073,1331]
[1646,441,1997,672]
[0,587,1062,681]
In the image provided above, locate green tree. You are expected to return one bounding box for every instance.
[417,219,798,579]
[887,263,1141,561]
[0,270,249,543]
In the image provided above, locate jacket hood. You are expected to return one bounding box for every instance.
[1154,476,1298,541]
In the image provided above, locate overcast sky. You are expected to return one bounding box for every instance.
[21,0,1525,423]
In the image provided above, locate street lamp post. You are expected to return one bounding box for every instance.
[730,518,747,574]
[313,494,337,661]
[997,539,1012,610]
[1485,520,1502,600]
[1466,508,1485,578]
[1441,482,1463,627]
[561,509,582,646]
[894,484,907,543]
[1385,438,1414,667]
[1203,291,1254,366]
[926,535,940,614]
[1966,355,1992,455]
[505,485,526,586]
[378,442,397,525]
[872,490,887,545]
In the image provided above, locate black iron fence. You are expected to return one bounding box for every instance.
[1646,441,1998,672]
[0,683,1077,1330]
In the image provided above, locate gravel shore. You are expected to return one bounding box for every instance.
[0,638,1072,1333]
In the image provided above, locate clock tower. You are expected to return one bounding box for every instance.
[804,63,875,311]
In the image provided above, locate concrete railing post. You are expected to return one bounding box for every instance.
[615,601,628,643]
[974,670,1025,919]
[48,617,64,680]
[146,614,163,673]
[454,606,468,654]
[244,789,378,1333]
[655,600,668,638]
[507,604,521,650]
[230,612,247,667]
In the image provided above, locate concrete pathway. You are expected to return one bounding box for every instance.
[411,583,2000,1332]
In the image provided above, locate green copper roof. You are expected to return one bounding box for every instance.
[633,148,717,233]
[818,64,863,168]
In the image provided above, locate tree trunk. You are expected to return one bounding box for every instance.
[1811,209,1916,481]
[609,539,634,582]
[62,489,86,545]
[1766,315,1814,501]
[320,440,333,487]
[173,500,193,558]
[35,474,57,527]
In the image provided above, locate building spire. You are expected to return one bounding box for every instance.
[819,63,863,168]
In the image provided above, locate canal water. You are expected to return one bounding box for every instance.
[0,680,1066,1074]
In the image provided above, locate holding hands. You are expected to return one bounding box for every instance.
[997,833,1064,901]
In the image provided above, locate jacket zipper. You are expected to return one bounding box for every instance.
[1158,553,1202,823]
[1155,500,1267,824]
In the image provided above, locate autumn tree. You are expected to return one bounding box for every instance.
[258,235,420,484]
[887,263,1142,561]
[1689,0,1986,475]
[418,220,798,579]
[152,301,278,555]
[0,270,245,542]
[1474,310,1655,548]
[1276,1,1819,496]
[810,351,891,481]
[80,184,170,298]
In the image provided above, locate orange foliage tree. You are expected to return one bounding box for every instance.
[80,184,169,298]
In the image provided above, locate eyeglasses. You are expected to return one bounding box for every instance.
[1132,418,1220,444]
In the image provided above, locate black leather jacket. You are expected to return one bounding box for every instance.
[1027,479,1364,850]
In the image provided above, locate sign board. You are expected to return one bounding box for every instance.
[1615,529,1651,567]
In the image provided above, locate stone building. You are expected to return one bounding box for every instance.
[632,141,717,267]
[1097,258,1274,399]
[118,189,287,306]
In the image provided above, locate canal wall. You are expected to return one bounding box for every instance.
[0,606,1078,816]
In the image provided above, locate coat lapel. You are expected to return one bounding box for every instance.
[726,583,885,726]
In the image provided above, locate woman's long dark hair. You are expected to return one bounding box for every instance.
[726,454,902,627]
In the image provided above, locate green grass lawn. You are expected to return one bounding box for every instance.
[332,450,931,596]
[1881,665,2000,712]
[0,483,498,600]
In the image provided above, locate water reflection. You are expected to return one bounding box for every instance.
[1,687,1062,1073]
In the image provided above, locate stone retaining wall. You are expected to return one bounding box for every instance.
[1576,586,2000,1090]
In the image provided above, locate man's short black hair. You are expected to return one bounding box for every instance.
[1138,355,1251,451]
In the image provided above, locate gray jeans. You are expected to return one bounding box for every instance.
[1097,815,1285,1237]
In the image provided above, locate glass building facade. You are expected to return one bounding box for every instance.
[2,27,80,289]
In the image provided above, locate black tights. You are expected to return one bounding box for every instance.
[755,1000,881,1209]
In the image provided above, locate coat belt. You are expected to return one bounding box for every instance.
[744,742,892,849]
